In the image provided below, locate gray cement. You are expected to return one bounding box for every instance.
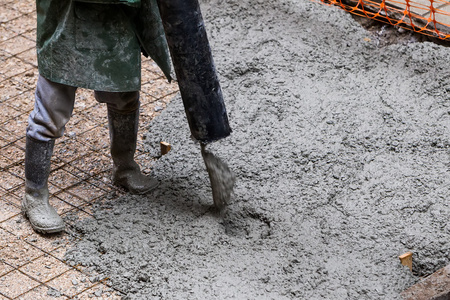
[65,0,450,299]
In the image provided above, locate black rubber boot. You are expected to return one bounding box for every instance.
[108,108,158,194]
[22,137,65,234]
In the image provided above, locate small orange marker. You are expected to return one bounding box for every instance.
[399,252,413,271]
[160,141,172,155]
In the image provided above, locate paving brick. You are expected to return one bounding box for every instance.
[0,262,13,278]
[0,227,13,250]
[46,269,93,298]
[75,283,122,299]
[48,246,68,261]
[62,210,92,227]
[0,231,44,267]
[0,24,17,42]
[64,112,98,137]
[50,195,78,216]
[23,232,69,254]
[3,190,22,207]
[68,152,112,179]
[17,284,69,300]
[6,17,36,39]
[0,197,20,223]
[0,6,22,23]
[0,270,40,298]
[0,144,24,167]
[6,90,34,114]
[1,56,32,79]
[3,115,28,140]
[5,0,35,15]
[20,254,71,283]
[53,140,93,166]
[1,35,34,56]
[0,214,34,240]
[1,172,24,192]
[15,47,37,67]
[64,181,107,203]
[49,167,85,192]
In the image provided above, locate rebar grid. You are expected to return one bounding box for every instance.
[0,1,179,298]
[317,0,450,40]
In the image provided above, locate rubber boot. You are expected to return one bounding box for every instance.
[108,108,158,194]
[22,137,65,234]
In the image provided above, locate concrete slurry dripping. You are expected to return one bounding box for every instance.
[201,143,236,211]
[65,0,450,299]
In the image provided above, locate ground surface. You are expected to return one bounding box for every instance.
[64,0,450,299]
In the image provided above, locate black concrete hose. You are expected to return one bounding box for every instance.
[156,0,232,143]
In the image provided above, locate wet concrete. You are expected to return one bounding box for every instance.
[65,0,450,299]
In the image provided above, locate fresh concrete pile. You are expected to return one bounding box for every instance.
[65,0,450,299]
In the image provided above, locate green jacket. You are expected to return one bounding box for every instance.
[36,0,172,92]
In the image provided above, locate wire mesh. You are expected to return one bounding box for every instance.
[316,0,450,39]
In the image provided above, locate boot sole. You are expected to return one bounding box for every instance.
[114,180,159,195]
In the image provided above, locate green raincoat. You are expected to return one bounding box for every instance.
[36,0,172,92]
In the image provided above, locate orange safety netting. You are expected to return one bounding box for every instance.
[316,0,450,39]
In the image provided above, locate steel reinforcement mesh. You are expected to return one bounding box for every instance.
[316,0,450,39]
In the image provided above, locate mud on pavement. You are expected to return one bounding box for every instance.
[65,0,450,299]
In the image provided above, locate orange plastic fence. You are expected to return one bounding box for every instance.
[316,0,450,39]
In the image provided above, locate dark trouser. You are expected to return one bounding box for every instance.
[27,75,140,141]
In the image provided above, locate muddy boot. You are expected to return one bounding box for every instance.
[108,108,158,194]
[22,137,65,234]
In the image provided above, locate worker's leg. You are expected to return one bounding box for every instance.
[94,91,158,194]
[23,75,77,234]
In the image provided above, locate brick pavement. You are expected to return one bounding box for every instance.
[0,1,178,298]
